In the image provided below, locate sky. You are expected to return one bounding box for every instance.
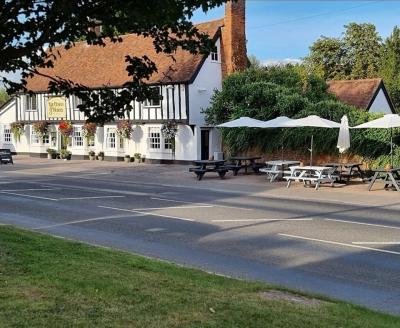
[192,0,400,65]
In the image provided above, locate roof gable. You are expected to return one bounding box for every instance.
[26,19,224,92]
[327,78,383,110]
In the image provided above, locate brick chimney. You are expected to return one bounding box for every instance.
[221,0,248,78]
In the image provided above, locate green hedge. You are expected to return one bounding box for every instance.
[204,66,400,167]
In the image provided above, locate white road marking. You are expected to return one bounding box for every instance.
[0,188,58,192]
[279,233,400,256]
[58,195,125,200]
[146,228,166,232]
[212,218,313,223]
[324,218,400,231]
[131,205,213,211]
[0,191,58,201]
[34,213,144,230]
[352,242,400,245]
[98,205,195,222]
[151,197,254,211]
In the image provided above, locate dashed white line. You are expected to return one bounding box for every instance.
[0,191,58,201]
[212,218,313,223]
[151,197,254,211]
[131,205,213,211]
[1,188,58,192]
[34,213,144,230]
[58,195,125,200]
[98,205,195,222]
[278,233,400,256]
[324,218,400,230]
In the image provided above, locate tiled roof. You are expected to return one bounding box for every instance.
[327,78,382,110]
[26,19,224,92]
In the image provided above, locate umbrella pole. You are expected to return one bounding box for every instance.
[310,135,314,166]
[391,128,394,167]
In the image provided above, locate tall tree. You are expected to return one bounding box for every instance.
[0,0,227,122]
[305,23,382,80]
[343,23,382,79]
[380,26,400,111]
[0,89,10,106]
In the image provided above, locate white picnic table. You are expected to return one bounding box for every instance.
[259,160,301,182]
[284,165,337,190]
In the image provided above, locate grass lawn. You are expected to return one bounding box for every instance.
[0,226,399,327]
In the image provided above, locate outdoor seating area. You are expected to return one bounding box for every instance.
[189,114,400,193]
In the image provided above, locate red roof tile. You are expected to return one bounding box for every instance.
[327,78,382,110]
[26,19,224,92]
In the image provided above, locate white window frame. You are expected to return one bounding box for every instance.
[30,126,40,145]
[144,86,161,108]
[72,126,84,148]
[25,94,37,111]
[164,138,172,150]
[106,128,116,149]
[211,51,219,62]
[3,126,12,144]
[148,127,161,150]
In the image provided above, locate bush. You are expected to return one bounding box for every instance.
[205,66,398,163]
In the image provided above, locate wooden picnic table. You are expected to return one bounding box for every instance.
[323,162,365,183]
[368,168,400,192]
[0,149,13,165]
[190,160,227,180]
[230,156,263,174]
[260,160,301,182]
[284,165,336,190]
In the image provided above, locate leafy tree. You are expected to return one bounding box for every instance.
[380,26,400,112]
[0,89,10,106]
[305,23,382,80]
[0,0,227,123]
[248,55,262,69]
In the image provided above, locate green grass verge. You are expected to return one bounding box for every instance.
[0,225,399,327]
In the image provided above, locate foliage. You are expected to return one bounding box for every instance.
[161,121,178,139]
[117,120,133,139]
[82,122,97,140]
[379,26,400,112]
[32,121,49,138]
[59,149,71,159]
[88,150,96,156]
[10,122,24,142]
[305,23,382,80]
[134,153,142,159]
[1,0,227,123]
[205,66,399,165]
[0,89,10,106]
[46,148,56,154]
[58,120,73,137]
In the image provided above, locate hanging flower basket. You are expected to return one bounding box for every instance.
[82,122,97,143]
[10,122,25,142]
[58,120,73,137]
[161,121,178,159]
[117,120,133,139]
[32,121,49,138]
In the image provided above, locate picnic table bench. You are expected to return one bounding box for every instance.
[368,168,400,192]
[284,166,337,190]
[259,160,301,182]
[0,149,13,165]
[230,156,265,174]
[190,160,228,181]
[323,162,365,183]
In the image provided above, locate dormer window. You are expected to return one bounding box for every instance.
[211,51,219,62]
[25,94,37,111]
[144,86,161,107]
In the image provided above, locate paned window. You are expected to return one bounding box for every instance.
[26,94,37,111]
[30,127,39,144]
[211,51,219,62]
[148,128,161,149]
[3,127,11,143]
[106,128,116,149]
[164,138,172,150]
[72,126,83,147]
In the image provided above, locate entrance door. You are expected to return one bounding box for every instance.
[200,130,210,160]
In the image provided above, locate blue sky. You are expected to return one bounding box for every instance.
[192,0,400,64]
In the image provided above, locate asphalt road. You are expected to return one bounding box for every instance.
[1,164,400,315]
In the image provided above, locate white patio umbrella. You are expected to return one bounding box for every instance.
[289,115,341,165]
[217,116,264,128]
[337,115,350,154]
[353,114,400,167]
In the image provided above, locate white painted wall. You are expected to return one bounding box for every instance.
[188,38,223,159]
[369,88,393,114]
